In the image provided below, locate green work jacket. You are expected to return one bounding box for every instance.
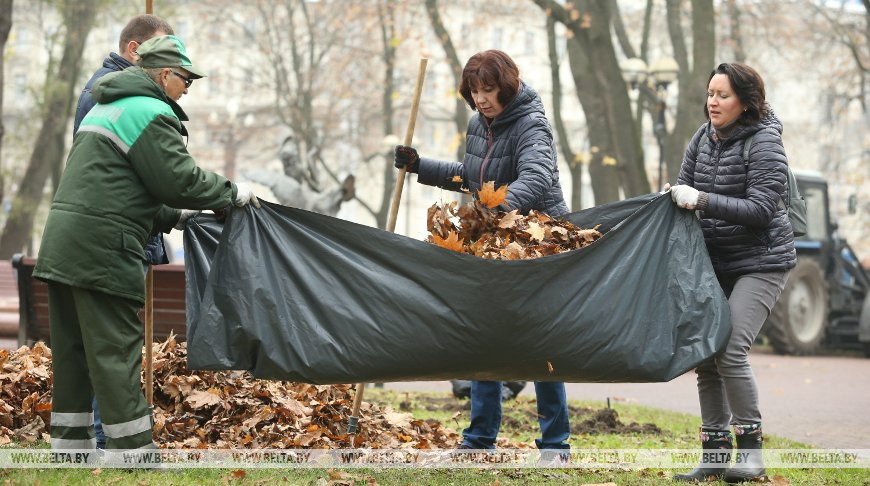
[34,67,236,304]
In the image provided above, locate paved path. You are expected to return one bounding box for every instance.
[385,349,870,449]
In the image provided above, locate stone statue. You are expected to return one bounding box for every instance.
[242,136,355,217]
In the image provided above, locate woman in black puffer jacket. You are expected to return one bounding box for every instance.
[393,50,570,455]
[670,63,796,483]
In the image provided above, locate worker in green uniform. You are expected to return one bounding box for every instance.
[34,35,259,454]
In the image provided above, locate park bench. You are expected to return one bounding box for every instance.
[10,254,188,346]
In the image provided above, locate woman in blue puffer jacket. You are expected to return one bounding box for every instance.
[670,63,796,483]
[393,50,570,455]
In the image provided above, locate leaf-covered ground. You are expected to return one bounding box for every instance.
[0,336,460,449]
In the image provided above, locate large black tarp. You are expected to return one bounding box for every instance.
[184,192,730,384]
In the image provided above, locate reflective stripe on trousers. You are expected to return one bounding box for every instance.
[51,411,94,428]
[103,414,152,439]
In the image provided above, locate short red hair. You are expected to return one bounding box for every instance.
[459,50,520,110]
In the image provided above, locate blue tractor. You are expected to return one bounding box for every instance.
[763,170,870,355]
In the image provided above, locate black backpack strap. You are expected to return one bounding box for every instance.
[742,133,755,169]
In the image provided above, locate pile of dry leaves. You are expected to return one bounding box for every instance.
[0,336,460,449]
[0,341,51,444]
[428,182,601,259]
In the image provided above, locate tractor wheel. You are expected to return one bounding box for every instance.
[860,291,870,358]
[765,259,828,355]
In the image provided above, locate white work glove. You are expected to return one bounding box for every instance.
[234,182,261,208]
[670,184,700,209]
[174,209,200,230]
[661,182,671,194]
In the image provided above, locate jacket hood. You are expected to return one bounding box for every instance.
[92,66,189,121]
[489,82,543,128]
[756,104,783,134]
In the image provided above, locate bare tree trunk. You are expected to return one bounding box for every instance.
[609,0,636,59]
[634,0,654,137]
[664,0,715,184]
[0,0,12,208]
[0,0,97,258]
[727,0,746,63]
[546,16,581,210]
[375,0,397,230]
[564,37,620,203]
[537,0,649,203]
[424,0,467,163]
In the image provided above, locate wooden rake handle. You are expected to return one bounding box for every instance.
[347,57,428,439]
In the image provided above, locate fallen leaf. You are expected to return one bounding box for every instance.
[185,389,221,409]
[498,210,522,229]
[451,175,463,183]
[546,361,555,374]
[431,231,464,253]
[525,222,546,242]
[477,181,509,208]
[231,469,247,479]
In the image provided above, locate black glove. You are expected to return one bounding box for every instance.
[394,145,420,173]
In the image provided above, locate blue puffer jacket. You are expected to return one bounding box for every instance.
[417,82,569,217]
[678,110,796,277]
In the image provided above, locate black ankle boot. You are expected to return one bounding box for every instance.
[724,423,766,483]
[673,428,733,482]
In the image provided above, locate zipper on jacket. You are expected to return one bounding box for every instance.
[479,126,495,185]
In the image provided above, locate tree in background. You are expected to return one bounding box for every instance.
[533,0,647,203]
[545,15,582,210]
[660,0,715,183]
[424,0,468,163]
[0,0,99,258]
[533,0,715,202]
[0,0,13,209]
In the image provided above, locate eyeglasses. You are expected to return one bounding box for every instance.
[170,70,193,88]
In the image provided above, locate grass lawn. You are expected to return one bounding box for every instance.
[1,389,867,485]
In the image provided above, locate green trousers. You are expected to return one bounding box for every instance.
[47,282,156,450]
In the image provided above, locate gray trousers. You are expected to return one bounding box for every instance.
[696,270,790,430]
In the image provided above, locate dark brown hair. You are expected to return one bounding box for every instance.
[119,14,174,52]
[704,62,767,125]
[458,50,520,110]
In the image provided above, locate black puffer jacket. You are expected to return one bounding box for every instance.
[417,82,569,217]
[678,111,796,277]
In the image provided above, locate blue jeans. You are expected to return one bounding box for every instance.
[461,380,570,449]
[93,396,105,448]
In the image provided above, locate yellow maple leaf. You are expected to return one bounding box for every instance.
[478,181,509,208]
[451,175,463,183]
[602,155,617,166]
[431,231,464,253]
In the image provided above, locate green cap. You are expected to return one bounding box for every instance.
[136,35,205,79]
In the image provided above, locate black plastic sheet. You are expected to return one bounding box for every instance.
[184,193,730,384]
